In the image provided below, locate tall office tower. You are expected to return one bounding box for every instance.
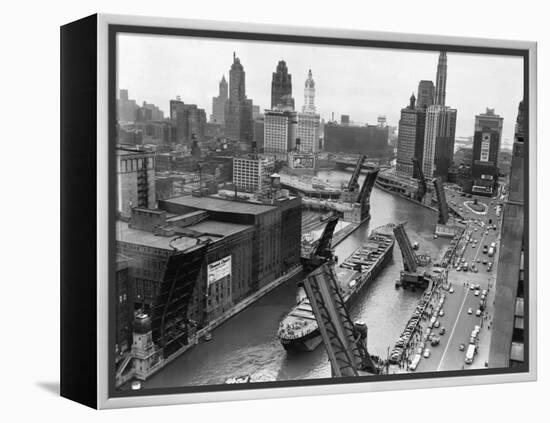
[434,51,447,106]
[489,100,526,368]
[417,80,435,109]
[211,75,228,124]
[116,146,156,219]
[271,60,294,110]
[225,52,254,142]
[296,112,321,153]
[471,108,503,195]
[396,93,427,178]
[137,101,164,122]
[264,109,297,154]
[302,69,316,113]
[170,98,207,144]
[422,51,456,180]
[117,89,139,122]
[422,105,457,179]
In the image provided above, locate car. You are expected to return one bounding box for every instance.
[431,337,440,346]
[475,284,480,290]
[473,267,478,273]
[468,308,473,315]
[481,294,486,301]
[477,258,481,263]
[482,289,488,296]
[449,287,455,293]
[474,290,480,296]
[423,349,431,358]
[439,310,445,317]
[476,309,482,316]
[472,244,476,248]
[459,343,465,351]
[470,284,475,290]
[482,258,488,265]
[461,258,466,263]
[439,327,446,335]
[434,320,441,328]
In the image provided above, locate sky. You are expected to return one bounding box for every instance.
[117,33,524,148]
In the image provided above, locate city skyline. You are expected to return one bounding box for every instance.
[117,33,523,148]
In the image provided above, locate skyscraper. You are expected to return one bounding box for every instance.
[422,105,457,179]
[263,109,297,154]
[489,100,525,368]
[170,98,207,144]
[271,60,294,110]
[302,70,316,114]
[434,52,447,106]
[295,69,321,153]
[471,108,503,195]
[417,80,435,109]
[225,52,253,142]
[396,93,427,178]
[421,51,457,180]
[211,76,228,124]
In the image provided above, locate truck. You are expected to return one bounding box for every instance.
[410,353,422,371]
[465,344,476,364]
[488,242,497,257]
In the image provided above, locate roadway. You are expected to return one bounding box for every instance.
[412,192,503,372]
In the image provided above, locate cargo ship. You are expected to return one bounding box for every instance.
[278,225,395,352]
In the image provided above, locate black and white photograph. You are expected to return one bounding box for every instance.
[111,27,529,395]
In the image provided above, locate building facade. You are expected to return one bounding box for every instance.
[271,60,294,110]
[296,112,321,153]
[396,93,427,178]
[421,51,456,180]
[302,69,316,113]
[422,105,457,179]
[116,146,156,219]
[324,123,389,157]
[170,98,207,144]
[232,156,275,192]
[489,100,526,368]
[138,102,164,122]
[225,53,253,142]
[264,109,297,154]
[471,108,503,195]
[417,80,435,109]
[211,76,228,124]
[117,89,139,123]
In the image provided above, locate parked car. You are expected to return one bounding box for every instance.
[459,343,465,351]
[449,287,455,293]
[474,290,480,296]
[423,349,431,358]
[467,308,473,315]
[439,327,446,335]
[476,309,482,317]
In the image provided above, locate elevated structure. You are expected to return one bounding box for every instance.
[433,177,449,225]
[412,158,427,203]
[301,213,339,271]
[302,265,378,376]
[150,242,209,359]
[347,154,367,192]
[393,223,419,273]
[393,223,430,289]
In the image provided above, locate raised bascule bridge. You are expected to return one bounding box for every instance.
[393,222,432,290]
[302,154,380,224]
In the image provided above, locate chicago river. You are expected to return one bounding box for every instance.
[143,170,449,388]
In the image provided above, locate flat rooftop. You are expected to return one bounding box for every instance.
[117,219,252,251]
[164,195,277,215]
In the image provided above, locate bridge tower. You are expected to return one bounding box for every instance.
[393,223,430,289]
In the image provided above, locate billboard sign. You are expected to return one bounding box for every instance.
[207,255,232,286]
[290,153,315,169]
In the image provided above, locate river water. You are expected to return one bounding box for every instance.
[142,170,448,389]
